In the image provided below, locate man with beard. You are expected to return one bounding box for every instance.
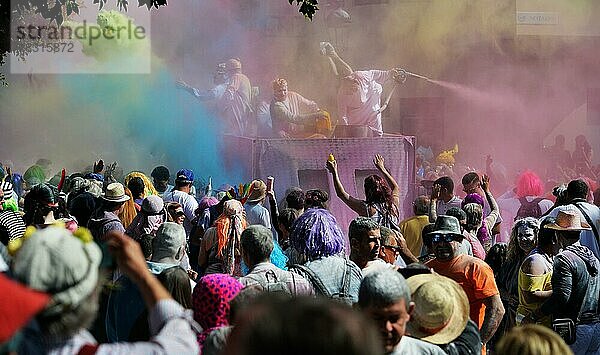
[425,215,504,353]
[349,217,396,275]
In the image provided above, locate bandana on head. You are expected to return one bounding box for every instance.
[192,274,243,350]
[214,200,247,275]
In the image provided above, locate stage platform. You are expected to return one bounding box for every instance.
[223,134,416,236]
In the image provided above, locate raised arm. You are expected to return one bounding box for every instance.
[107,231,170,308]
[373,154,400,208]
[481,174,500,228]
[326,159,366,215]
[428,184,440,223]
[324,43,353,78]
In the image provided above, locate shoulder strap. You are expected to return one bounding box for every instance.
[573,202,600,246]
[518,197,528,205]
[340,258,352,296]
[291,264,331,297]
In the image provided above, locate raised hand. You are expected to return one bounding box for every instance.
[106,231,148,283]
[481,174,490,192]
[93,159,104,174]
[373,154,386,171]
[431,184,441,200]
[326,159,338,174]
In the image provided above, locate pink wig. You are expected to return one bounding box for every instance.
[516,171,544,198]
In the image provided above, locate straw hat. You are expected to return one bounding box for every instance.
[101,182,130,203]
[246,180,267,203]
[406,274,470,345]
[546,210,591,231]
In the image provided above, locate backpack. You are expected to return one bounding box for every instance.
[291,258,354,305]
[243,269,295,295]
[515,197,544,221]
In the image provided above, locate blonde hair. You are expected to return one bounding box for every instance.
[272,78,287,92]
[124,171,158,197]
[118,187,138,228]
[496,324,573,355]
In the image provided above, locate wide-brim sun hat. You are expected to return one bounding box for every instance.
[546,210,591,231]
[101,182,130,203]
[406,274,470,345]
[246,180,267,203]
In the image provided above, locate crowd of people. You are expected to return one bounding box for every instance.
[1,146,600,354]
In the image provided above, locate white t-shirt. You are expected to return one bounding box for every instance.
[337,70,390,135]
[389,336,446,355]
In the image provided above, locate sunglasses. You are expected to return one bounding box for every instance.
[430,234,457,243]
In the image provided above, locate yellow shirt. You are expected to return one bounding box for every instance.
[517,269,552,326]
[398,215,429,256]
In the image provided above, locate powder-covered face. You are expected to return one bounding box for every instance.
[273,83,288,101]
[517,225,537,252]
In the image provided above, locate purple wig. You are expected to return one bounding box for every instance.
[289,208,345,260]
[461,193,485,208]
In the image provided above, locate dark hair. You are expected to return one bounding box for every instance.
[461,172,480,186]
[485,243,507,275]
[435,176,454,194]
[286,189,305,211]
[278,208,299,233]
[226,294,382,355]
[157,267,192,309]
[567,179,589,200]
[364,175,398,220]
[23,183,58,226]
[138,233,155,259]
[348,217,380,241]
[241,225,274,266]
[103,200,125,212]
[538,217,557,247]
[304,189,329,209]
[127,177,145,198]
[398,263,432,279]
[229,285,266,324]
[446,207,466,222]
[413,196,430,215]
[421,223,436,248]
[151,166,170,181]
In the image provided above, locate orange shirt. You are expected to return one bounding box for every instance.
[426,254,499,329]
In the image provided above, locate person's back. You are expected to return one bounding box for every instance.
[293,255,362,305]
[239,262,313,296]
[542,246,600,321]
